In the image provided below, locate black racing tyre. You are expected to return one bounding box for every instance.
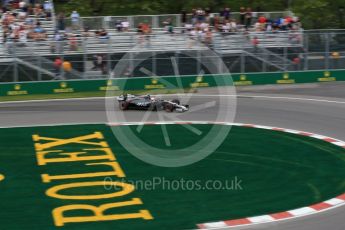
[164,103,174,112]
[148,102,157,111]
[119,101,129,110]
[172,99,180,105]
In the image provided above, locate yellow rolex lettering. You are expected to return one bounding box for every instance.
[52,198,153,226]
[42,161,126,183]
[36,148,115,166]
[33,132,107,151]
[46,181,135,200]
[33,131,153,227]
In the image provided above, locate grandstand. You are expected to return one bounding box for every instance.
[0,0,344,81]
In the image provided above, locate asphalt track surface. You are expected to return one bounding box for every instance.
[0,82,345,230]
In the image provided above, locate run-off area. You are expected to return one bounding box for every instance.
[0,124,344,230]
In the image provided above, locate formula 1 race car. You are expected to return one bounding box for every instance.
[117,94,189,112]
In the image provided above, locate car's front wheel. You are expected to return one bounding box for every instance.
[119,101,129,110]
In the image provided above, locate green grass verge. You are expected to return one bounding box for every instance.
[0,124,344,230]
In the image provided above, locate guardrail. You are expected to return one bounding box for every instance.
[74,11,292,30]
[0,70,343,97]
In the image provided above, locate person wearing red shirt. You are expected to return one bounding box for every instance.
[54,57,63,76]
[258,16,267,24]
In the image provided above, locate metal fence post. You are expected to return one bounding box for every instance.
[13,44,18,82]
[104,16,108,29]
[128,16,134,30]
[283,46,288,72]
[107,39,112,77]
[197,49,201,74]
[263,51,267,72]
[82,38,87,78]
[176,15,181,27]
[152,51,156,74]
[175,51,179,74]
[37,55,42,81]
[129,52,134,77]
[240,52,245,73]
[325,33,330,70]
[153,16,159,29]
[304,33,309,70]
[218,53,223,73]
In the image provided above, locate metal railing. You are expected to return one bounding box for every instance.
[0,33,343,82]
[58,11,292,30]
[0,30,344,81]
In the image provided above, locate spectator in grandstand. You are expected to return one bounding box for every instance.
[91,54,99,70]
[229,19,238,32]
[252,10,258,23]
[57,12,65,31]
[190,8,197,24]
[96,28,109,39]
[163,18,173,34]
[204,29,213,47]
[27,4,34,16]
[121,20,129,32]
[115,19,122,32]
[141,23,151,34]
[91,54,107,74]
[31,21,47,40]
[51,31,65,53]
[239,7,246,25]
[210,14,220,32]
[252,36,259,52]
[53,57,62,76]
[196,8,205,22]
[62,60,72,78]
[205,7,211,18]
[265,21,273,32]
[19,0,26,11]
[199,21,209,31]
[258,15,267,24]
[100,54,107,74]
[137,23,143,33]
[43,0,52,11]
[18,8,27,20]
[68,33,78,51]
[71,10,80,30]
[81,27,92,37]
[181,9,187,26]
[222,7,231,21]
[34,4,45,18]
[245,8,252,29]
[137,23,151,47]
[18,24,28,45]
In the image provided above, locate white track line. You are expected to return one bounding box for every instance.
[0,94,344,105]
[0,96,111,104]
[0,122,104,129]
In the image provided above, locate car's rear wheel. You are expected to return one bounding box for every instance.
[164,103,174,112]
[119,101,129,110]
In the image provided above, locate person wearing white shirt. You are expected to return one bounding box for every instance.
[71,11,80,30]
[19,1,26,9]
[121,21,129,31]
[43,1,52,11]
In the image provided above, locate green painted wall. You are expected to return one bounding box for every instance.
[0,70,343,97]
